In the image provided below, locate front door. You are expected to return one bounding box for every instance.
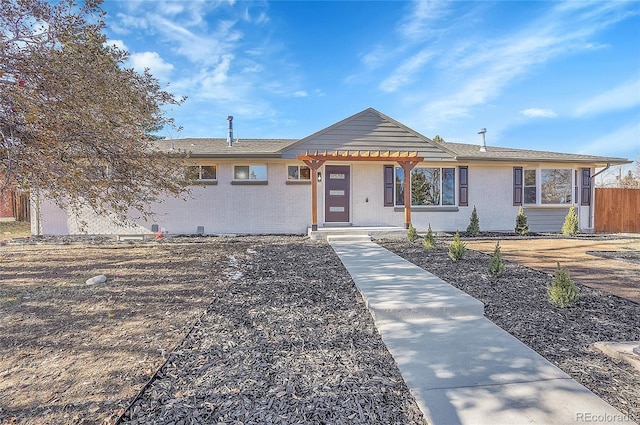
[324,165,350,223]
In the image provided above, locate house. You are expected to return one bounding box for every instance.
[1,186,29,222]
[32,108,630,236]
[0,188,15,221]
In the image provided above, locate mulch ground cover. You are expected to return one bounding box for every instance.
[1,237,425,425]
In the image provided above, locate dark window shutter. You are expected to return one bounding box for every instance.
[513,167,523,206]
[384,165,394,206]
[459,166,468,206]
[581,168,591,206]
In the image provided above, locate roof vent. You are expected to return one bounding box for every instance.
[227,115,234,147]
[477,128,487,152]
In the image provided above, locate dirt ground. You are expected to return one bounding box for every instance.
[0,237,426,425]
[466,235,640,304]
[0,240,234,424]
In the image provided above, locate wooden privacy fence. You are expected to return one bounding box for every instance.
[14,192,30,221]
[594,188,640,233]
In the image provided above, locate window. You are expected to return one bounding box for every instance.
[395,167,455,206]
[524,169,537,204]
[234,165,267,180]
[186,165,217,182]
[517,167,574,205]
[287,165,310,180]
[541,169,571,204]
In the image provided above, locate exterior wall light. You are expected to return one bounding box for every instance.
[317,171,322,182]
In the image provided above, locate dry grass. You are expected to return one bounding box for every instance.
[0,221,30,241]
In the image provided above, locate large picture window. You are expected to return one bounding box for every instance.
[521,168,572,205]
[395,167,455,206]
[541,169,571,204]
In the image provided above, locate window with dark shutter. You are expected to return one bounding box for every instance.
[383,165,394,206]
[513,167,523,205]
[459,166,468,206]
[581,168,591,206]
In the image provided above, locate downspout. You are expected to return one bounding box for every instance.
[588,162,610,230]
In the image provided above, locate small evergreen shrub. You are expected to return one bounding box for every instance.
[466,206,480,237]
[407,223,418,242]
[515,206,529,236]
[448,231,466,261]
[548,262,579,307]
[562,205,579,236]
[423,223,436,249]
[488,241,505,277]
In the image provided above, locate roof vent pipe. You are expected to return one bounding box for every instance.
[478,128,487,152]
[227,115,234,147]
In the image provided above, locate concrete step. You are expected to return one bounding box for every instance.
[308,226,406,241]
[326,234,372,243]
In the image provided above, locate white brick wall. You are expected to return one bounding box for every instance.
[34,161,593,236]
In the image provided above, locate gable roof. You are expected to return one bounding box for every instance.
[154,108,630,166]
[280,108,456,160]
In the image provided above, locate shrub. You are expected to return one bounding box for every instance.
[548,262,579,308]
[562,205,579,236]
[448,231,466,261]
[515,206,529,236]
[488,241,505,277]
[407,223,418,242]
[466,206,480,237]
[423,223,436,249]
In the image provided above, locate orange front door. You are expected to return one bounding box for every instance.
[324,165,350,223]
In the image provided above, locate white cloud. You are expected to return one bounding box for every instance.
[380,50,434,93]
[574,79,640,117]
[397,0,451,40]
[129,51,174,81]
[579,121,640,157]
[107,39,127,51]
[292,91,308,98]
[521,108,558,118]
[411,1,636,127]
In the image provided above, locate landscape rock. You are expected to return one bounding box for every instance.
[86,274,107,285]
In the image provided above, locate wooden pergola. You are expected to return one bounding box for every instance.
[296,150,424,230]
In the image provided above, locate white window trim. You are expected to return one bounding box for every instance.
[232,164,268,185]
[187,165,218,185]
[523,167,575,206]
[395,166,457,207]
[286,164,311,182]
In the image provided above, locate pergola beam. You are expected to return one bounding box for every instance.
[297,150,422,162]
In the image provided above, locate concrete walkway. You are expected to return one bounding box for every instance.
[329,237,636,425]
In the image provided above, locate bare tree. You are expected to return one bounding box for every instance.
[1,0,189,221]
[595,161,640,188]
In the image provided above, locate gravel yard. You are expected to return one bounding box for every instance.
[1,234,638,424]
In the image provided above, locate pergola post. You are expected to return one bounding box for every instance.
[302,159,325,231]
[298,151,423,231]
[398,160,421,229]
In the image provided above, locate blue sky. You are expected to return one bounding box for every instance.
[102,0,639,164]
